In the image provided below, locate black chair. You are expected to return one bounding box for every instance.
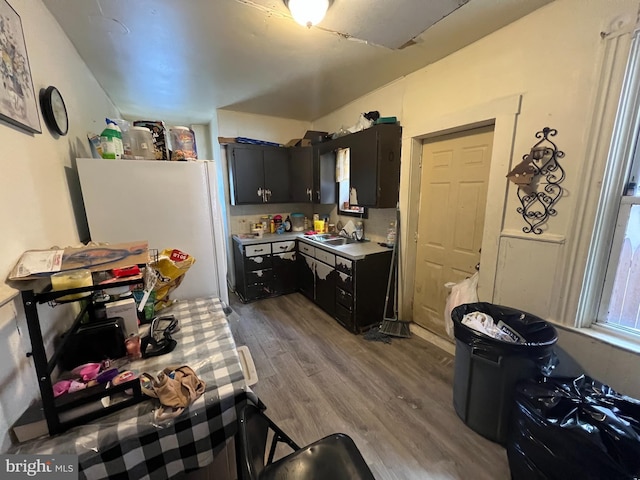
[237,403,376,480]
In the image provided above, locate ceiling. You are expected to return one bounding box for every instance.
[43,0,553,124]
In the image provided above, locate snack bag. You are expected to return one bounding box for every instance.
[152,249,196,310]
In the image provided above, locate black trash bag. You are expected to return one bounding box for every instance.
[508,375,640,480]
[452,302,558,367]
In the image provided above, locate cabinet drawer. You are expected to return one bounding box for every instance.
[245,283,273,300]
[244,255,272,272]
[335,256,353,275]
[272,240,296,253]
[314,249,335,266]
[336,271,352,293]
[336,287,353,310]
[246,268,273,285]
[298,242,315,256]
[273,251,296,262]
[335,303,355,332]
[246,243,272,257]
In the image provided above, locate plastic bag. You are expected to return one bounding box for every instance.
[508,375,640,479]
[444,272,479,339]
[152,249,196,311]
[461,311,525,343]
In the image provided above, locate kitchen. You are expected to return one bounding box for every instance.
[2,0,640,478]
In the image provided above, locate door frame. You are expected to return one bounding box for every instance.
[400,94,522,318]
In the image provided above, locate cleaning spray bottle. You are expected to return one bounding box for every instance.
[100,119,124,159]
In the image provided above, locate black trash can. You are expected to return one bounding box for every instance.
[451,302,557,444]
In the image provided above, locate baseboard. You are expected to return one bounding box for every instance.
[410,323,455,356]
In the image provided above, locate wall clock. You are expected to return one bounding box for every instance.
[40,86,68,136]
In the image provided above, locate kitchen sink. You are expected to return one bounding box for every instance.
[323,237,357,246]
[305,234,358,246]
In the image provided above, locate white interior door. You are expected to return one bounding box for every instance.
[413,126,494,338]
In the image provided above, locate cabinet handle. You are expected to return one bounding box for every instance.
[316,190,320,201]
[306,188,312,201]
[257,187,263,198]
[255,249,264,252]
[280,245,287,250]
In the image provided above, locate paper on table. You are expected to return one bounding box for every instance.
[8,241,149,281]
[12,250,64,278]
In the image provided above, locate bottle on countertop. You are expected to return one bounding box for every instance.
[386,222,396,246]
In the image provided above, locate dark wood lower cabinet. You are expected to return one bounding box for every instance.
[295,240,392,334]
[314,260,336,317]
[272,251,297,294]
[234,237,391,332]
[234,238,296,303]
[297,253,315,301]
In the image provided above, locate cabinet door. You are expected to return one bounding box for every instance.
[273,251,297,294]
[315,260,335,316]
[289,147,313,203]
[347,127,379,207]
[230,145,265,205]
[298,253,315,301]
[376,124,402,208]
[264,147,290,203]
[314,149,336,204]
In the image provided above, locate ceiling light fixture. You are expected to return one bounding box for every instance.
[284,0,332,28]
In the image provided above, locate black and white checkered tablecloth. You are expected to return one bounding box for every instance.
[9,297,258,480]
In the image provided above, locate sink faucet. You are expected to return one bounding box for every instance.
[339,228,352,239]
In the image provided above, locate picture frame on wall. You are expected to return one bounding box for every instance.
[0,0,41,134]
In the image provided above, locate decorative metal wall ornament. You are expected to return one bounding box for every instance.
[506,127,565,234]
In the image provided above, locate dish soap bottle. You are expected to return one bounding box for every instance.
[386,222,396,246]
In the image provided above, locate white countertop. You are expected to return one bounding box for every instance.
[232,232,392,260]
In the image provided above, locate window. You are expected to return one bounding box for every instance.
[583,29,640,339]
[336,147,366,217]
[598,154,640,332]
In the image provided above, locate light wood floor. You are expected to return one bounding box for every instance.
[228,292,510,480]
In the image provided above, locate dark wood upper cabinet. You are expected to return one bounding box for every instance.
[228,124,400,206]
[263,147,290,203]
[229,144,264,205]
[289,146,314,203]
[287,146,336,204]
[229,144,290,205]
[340,124,401,208]
[315,150,337,205]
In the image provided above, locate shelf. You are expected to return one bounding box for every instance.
[34,276,143,304]
[19,270,147,437]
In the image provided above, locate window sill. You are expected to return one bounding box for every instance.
[562,323,640,356]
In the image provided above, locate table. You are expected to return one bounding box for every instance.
[9,297,258,480]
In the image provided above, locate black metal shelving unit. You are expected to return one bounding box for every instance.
[20,275,146,436]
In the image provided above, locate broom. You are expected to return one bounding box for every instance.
[379,206,411,338]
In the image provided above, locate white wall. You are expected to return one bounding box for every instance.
[313,0,640,396]
[0,0,120,450]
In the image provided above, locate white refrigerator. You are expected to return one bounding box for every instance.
[76,158,229,306]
